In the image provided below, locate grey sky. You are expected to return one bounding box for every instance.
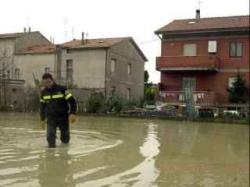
[0,0,249,83]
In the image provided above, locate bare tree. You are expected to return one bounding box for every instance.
[0,48,15,108]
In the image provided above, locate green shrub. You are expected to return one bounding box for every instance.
[106,94,124,113]
[86,92,105,113]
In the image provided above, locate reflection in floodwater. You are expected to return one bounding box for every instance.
[0,113,249,187]
[39,149,73,187]
[80,123,160,187]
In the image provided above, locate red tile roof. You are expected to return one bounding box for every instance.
[156,15,250,33]
[21,44,56,54]
[62,37,130,49]
[62,37,147,61]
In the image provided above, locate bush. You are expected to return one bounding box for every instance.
[227,74,248,103]
[86,92,105,113]
[106,94,124,113]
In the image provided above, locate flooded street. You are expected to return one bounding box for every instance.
[0,113,249,187]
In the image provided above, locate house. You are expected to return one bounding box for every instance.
[155,11,249,107]
[0,30,52,110]
[60,36,146,103]
[5,31,146,105]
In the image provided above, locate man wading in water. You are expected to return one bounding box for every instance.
[40,73,77,148]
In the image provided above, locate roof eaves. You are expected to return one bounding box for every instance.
[155,27,250,35]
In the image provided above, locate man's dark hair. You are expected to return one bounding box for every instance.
[42,73,53,80]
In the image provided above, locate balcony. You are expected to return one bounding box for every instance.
[156,55,220,72]
[157,91,216,106]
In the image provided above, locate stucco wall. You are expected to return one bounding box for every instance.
[106,40,145,102]
[61,49,106,89]
[0,39,17,78]
[14,53,56,87]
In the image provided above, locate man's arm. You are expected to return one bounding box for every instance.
[40,96,46,121]
[65,91,77,114]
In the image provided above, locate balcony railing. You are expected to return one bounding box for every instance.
[157,91,216,106]
[156,55,220,71]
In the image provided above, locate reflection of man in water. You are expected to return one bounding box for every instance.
[40,73,77,148]
[39,149,73,187]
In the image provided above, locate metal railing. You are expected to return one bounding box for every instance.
[157,91,216,106]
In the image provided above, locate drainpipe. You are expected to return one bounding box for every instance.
[104,49,108,99]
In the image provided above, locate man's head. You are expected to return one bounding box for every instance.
[42,73,54,88]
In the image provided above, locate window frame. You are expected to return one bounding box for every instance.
[111,59,116,73]
[14,68,20,80]
[128,63,132,75]
[66,59,73,83]
[229,42,243,58]
[183,43,197,57]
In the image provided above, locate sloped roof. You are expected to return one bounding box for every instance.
[155,15,250,34]
[20,44,56,54]
[0,31,39,39]
[62,37,147,61]
[62,37,130,49]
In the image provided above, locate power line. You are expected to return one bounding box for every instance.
[138,38,159,45]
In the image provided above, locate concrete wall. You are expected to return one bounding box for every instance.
[14,53,56,87]
[61,49,106,89]
[106,39,145,102]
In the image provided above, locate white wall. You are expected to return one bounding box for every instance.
[61,49,106,89]
[14,53,56,87]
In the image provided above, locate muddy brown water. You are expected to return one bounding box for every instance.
[0,113,249,187]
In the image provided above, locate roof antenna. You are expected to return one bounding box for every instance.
[71,26,74,40]
[198,0,201,10]
[64,18,68,41]
[86,33,89,43]
[27,17,31,32]
[196,0,202,20]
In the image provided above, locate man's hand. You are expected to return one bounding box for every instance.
[41,120,46,130]
[69,114,77,124]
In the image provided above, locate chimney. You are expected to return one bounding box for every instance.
[28,27,31,33]
[81,32,85,45]
[24,27,26,33]
[196,9,200,20]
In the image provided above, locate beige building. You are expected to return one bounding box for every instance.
[1,31,146,108]
[0,30,53,110]
[61,37,147,102]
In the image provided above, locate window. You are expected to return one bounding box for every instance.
[128,63,132,75]
[230,42,242,57]
[14,68,20,80]
[45,67,50,73]
[7,70,10,79]
[208,41,217,53]
[66,48,71,54]
[111,59,116,73]
[66,59,73,84]
[228,77,237,88]
[127,88,131,101]
[183,44,197,56]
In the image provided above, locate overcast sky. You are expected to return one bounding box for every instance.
[0,0,249,83]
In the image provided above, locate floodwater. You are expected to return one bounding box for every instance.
[0,113,249,187]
